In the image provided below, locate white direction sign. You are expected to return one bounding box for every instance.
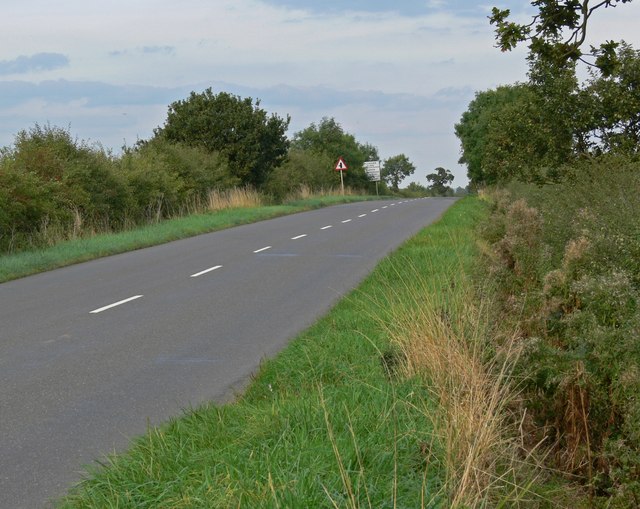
[364,160,381,182]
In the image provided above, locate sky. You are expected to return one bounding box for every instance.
[2,1,640,187]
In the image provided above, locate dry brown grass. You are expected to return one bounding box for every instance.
[207,187,263,211]
[284,184,361,202]
[380,266,540,507]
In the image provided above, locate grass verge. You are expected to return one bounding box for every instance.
[0,194,379,284]
[59,197,527,508]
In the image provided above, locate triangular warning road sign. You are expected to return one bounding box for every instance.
[334,157,348,171]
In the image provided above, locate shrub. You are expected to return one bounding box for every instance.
[264,149,336,201]
[119,139,237,220]
[0,124,128,249]
[479,154,640,503]
[0,159,62,251]
[62,150,130,229]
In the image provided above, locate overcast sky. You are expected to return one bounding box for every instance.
[2,1,640,186]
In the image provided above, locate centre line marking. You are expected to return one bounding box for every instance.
[291,234,307,240]
[321,225,333,230]
[358,214,367,218]
[371,209,379,212]
[90,295,143,314]
[254,246,272,253]
[190,265,222,278]
[382,206,388,209]
[341,219,352,223]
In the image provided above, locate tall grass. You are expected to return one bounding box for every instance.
[371,255,535,506]
[207,186,263,210]
[284,184,362,202]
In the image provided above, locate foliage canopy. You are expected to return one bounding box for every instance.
[426,167,454,196]
[382,154,416,191]
[291,117,377,188]
[490,0,633,74]
[155,88,290,188]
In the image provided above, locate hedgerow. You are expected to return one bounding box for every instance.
[479,154,640,504]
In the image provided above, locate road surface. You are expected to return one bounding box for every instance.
[0,198,456,507]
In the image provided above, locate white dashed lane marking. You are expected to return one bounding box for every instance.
[321,225,333,230]
[253,246,272,253]
[190,265,223,278]
[90,295,143,314]
[341,219,352,223]
[291,234,307,240]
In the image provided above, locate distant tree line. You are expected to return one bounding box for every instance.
[0,89,436,254]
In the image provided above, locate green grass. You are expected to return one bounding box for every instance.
[0,195,380,284]
[58,198,488,508]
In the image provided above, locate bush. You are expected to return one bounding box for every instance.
[119,139,235,221]
[145,138,237,197]
[480,154,640,503]
[0,124,128,249]
[264,149,336,200]
[0,124,240,252]
[0,159,62,251]
[63,150,130,229]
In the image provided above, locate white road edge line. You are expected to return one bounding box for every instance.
[90,295,143,314]
[321,225,333,230]
[341,219,352,223]
[291,234,307,240]
[254,246,272,253]
[190,265,223,278]
[358,214,367,218]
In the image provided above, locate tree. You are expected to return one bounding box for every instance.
[455,85,534,185]
[490,1,633,75]
[426,167,454,196]
[580,42,640,153]
[382,154,416,191]
[154,88,290,188]
[455,76,577,186]
[291,117,376,189]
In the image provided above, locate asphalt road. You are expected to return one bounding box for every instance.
[0,197,456,508]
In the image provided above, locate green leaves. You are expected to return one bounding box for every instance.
[491,1,634,72]
[594,40,622,76]
[291,117,376,189]
[157,88,290,188]
[426,167,453,196]
[381,154,416,191]
[489,7,529,52]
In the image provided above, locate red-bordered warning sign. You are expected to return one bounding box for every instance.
[334,157,348,171]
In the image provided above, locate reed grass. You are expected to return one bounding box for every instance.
[207,187,263,211]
